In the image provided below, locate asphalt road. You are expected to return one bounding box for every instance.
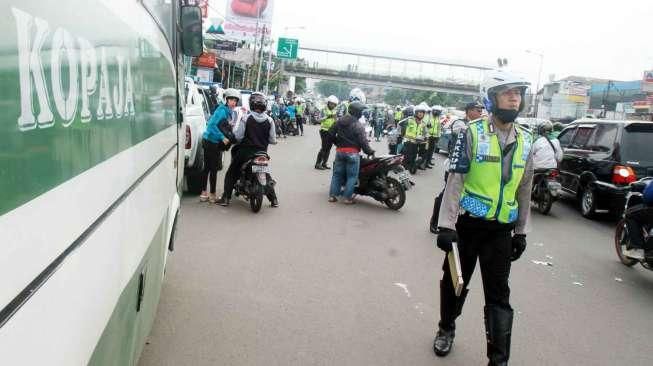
[139,124,653,366]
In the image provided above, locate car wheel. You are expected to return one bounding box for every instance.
[580,185,597,218]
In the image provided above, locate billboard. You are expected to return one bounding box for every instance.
[223,0,274,42]
[642,70,653,93]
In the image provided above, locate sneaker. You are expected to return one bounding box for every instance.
[328,196,337,203]
[216,197,230,206]
[199,193,209,202]
[315,164,325,170]
[433,328,455,357]
[271,199,279,207]
[343,198,355,205]
[321,164,331,170]
[208,195,218,203]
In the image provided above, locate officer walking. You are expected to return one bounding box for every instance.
[315,95,339,170]
[433,70,534,366]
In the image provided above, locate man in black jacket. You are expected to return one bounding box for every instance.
[327,101,375,204]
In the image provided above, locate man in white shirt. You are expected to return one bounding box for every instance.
[532,121,563,170]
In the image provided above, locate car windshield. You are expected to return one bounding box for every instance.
[620,127,653,165]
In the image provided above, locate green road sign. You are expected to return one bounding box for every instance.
[277,37,298,60]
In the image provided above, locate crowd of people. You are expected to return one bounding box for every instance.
[194,69,614,365]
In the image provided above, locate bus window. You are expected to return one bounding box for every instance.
[143,0,174,44]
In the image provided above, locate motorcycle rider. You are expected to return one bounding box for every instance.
[402,104,429,173]
[433,70,534,366]
[429,101,484,233]
[217,92,279,207]
[199,88,240,203]
[624,179,653,259]
[424,105,443,169]
[532,120,563,171]
[315,95,339,170]
[327,100,375,204]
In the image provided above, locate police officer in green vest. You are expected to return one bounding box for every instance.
[402,104,429,174]
[315,95,339,170]
[423,105,443,169]
[433,70,534,366]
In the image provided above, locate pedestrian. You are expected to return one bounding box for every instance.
[374,104,385,142]
[429,101,484,233]
[286,100,297,136]
[315,95,339,170]
[402,104,428,174]
[199,88,239,203]
[433,69,534,366]
[296,98,305,136]
[327,101,375,204]
[387,125,400,154]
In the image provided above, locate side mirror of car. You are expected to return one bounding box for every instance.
[180,6,203,57]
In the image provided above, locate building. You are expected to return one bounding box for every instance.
[536,76,608,122]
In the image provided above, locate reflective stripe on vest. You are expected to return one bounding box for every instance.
[404,118,427,142]
[459,119,532,224]
[321,107,336,130]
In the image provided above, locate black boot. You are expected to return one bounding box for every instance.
[434,283,469,357]
[433,327,455,357]
[485,305,513,366]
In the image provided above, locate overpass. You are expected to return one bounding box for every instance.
[283,46,493,96]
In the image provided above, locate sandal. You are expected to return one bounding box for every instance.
[328,197,337,203]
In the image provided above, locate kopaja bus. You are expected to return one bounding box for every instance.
[0,1,202,364]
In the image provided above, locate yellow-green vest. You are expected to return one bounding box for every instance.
[404,118,427,143]
[429,116,441,137]
[459,118,532,224]
[321,107,337,131]
[394,111,402,121]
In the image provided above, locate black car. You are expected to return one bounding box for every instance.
[557,119,653,218]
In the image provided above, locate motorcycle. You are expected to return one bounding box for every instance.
[233,152,275,213]
[531,168,562,215]
[355,154,412,210]
[614,177,653,270]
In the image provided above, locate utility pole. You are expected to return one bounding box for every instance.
[255,25,266,91]
[265,39,274,94]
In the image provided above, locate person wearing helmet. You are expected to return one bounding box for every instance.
[402,104,429,174]
[550,122,565,139]
[433,70,534,365]
[217,92,278,207]
[199,88,240,203]
[532,120,562,171]
[424,105,443,169]
[315,95,339,169]
[394,106,403,123]
[327,101,375,204]
[286,99,298,136]
[296,98,305,136]
[373,104,386,141]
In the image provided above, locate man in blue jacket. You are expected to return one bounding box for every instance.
[200,88,240,203]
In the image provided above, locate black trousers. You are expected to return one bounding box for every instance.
[417,143,427,165]
[297,116,304,135]
[425,136,438,163]
[430,172,449,231]
[403,142,418,170]
[316,129,332,166]
[388,144,398,155]
[201,138,223,194]
[625,204,653,249]
[439,215,514,331]
[223,145,277,202]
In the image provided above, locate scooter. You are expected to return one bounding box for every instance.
[355,154,412,210]
[615,177,653,270]
[531,168,562,215]
[233,152,276,213]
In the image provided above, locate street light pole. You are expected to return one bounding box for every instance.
[526,50,544,117]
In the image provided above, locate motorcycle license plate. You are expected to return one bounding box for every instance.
[252,165,270,173]
[398,171,409,182]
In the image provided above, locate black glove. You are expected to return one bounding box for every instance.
[511,234,527,261]
[436,228,457,252]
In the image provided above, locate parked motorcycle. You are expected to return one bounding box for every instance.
[355,154,411,210]
[233,152,276,213]
[531,168,562,215]
[614,177,653,270]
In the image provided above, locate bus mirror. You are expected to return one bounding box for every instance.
[180,6,203,57]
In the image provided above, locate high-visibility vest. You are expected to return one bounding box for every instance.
[429,116,441,137]
[404,118,427,143]
[321,107,337,131]
[394,111,402,121]
[459,118,533,224]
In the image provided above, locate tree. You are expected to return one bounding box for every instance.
[384,88,406,105]
[315,80,350,101]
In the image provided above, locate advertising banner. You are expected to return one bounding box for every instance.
[223,0,275,42]
[195,52,217,68]
[642,70,653,93]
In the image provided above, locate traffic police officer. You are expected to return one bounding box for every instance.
[423,105,442,169]
[315,95,339,169]
[433,70,534,366]
[402,104,428,174]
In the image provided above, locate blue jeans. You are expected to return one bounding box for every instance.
[329,152,360,199]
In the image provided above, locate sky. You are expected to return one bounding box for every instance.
[209,0,653,88]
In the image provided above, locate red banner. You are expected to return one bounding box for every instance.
[195,52,216,68]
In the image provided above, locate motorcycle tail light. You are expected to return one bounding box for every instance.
[185,125,191,149]
[612,165,636,185]
[254,156,269,165]
[548,169,559,179]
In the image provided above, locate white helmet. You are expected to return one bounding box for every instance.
[349,88,366,104]
[327,95,339,104]
[224,88,241,101]
[414,103,428,114]
[480,69,530,113]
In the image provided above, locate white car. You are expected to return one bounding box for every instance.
[183,77,211,194]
